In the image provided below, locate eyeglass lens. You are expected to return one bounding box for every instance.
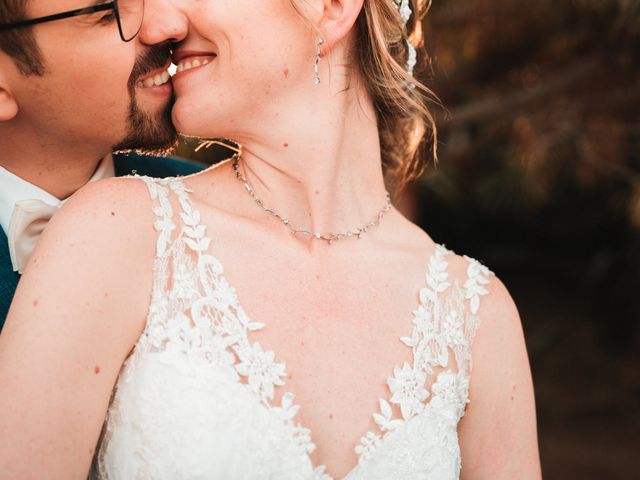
[116,0,144,41]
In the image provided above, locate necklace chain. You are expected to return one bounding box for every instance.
[232,154,393,245]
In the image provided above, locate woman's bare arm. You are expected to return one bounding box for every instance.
[459,276,542,479]
[0,178,155,479]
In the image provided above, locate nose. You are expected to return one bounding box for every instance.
[137,0,188,46]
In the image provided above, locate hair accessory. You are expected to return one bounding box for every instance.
[394,0,417,77]
[314,38,324,85]
[396,0,412,22]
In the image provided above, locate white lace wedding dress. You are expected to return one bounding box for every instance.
[91,177,493,480]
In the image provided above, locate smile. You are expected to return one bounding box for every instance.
[171,50,218,80]
[176,56,215,73]
[136,69,171,89]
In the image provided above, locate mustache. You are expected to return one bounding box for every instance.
[128,45,172,90]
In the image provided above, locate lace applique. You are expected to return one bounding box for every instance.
[140,177,317,456]
[354,245,493,469]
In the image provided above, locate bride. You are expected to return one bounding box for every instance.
[0,0,541,478]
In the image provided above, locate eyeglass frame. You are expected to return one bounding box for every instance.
[0,1,143,43]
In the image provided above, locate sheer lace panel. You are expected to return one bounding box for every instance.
[93,177,494,480]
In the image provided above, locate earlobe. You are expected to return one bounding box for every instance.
[0,87,18,121]
[318,0,365,52]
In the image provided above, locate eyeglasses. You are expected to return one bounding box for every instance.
[0,0,144,42]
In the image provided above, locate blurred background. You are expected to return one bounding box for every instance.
[172,0,640,477]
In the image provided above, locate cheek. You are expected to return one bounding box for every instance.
[50,49,135,111]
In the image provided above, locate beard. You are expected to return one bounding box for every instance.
[113,46,179,155]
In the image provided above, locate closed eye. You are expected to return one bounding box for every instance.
[98,12,117,23]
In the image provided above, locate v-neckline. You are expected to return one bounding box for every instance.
[145,176,478,480]
[194,249,442,480]
[166,181,452,480]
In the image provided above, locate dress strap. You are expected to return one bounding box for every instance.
[137,176,212,349]
[141,176,210,258]
[463,256,493,315]
[460,255,493,373]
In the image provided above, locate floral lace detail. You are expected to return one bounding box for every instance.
[354,245,493,469]
[464,255,492,315]
[94,177,494,480]
[138,177,319,456]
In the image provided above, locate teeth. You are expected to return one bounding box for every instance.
[152,71,170,86]
[137,69,171,88]
[174,56,215,75]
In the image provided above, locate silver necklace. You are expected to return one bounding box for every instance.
[232,154,393,245]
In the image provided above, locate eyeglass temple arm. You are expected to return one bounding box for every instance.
[0,2,115,31]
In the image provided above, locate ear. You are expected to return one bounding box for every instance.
[0,87,18,121]
[316,0,365,53]
[0,66,18,121]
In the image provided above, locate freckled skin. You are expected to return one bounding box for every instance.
[283,68,289,78]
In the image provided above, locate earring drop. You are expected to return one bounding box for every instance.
[313,38,324,85]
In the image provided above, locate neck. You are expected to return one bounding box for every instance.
[230,78,389,241]
[0,124,107,200]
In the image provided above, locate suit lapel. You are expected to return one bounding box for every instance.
[0,227,20,329]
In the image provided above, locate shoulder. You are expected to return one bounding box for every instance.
[0,179,166,477]
[446,251,521,359]
[38,176,155,261]
[450,254,541,477]
[440,249,521,363]
[15,176,160,337]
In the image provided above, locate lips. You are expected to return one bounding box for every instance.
[172,50,217,78]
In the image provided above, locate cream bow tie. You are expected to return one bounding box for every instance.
[8,199,61,274]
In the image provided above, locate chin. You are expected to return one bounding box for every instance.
[172,99,224,139]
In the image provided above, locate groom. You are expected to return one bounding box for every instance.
[0,0,201,328]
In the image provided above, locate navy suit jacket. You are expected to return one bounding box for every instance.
[0,152,205,330]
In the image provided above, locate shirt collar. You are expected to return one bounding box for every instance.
[0,154,115,235]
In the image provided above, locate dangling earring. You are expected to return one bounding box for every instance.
[313,38,324,85]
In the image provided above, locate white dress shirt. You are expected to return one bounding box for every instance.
[0,154,115,273]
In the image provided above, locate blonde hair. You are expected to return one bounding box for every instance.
[294,0,438,194]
